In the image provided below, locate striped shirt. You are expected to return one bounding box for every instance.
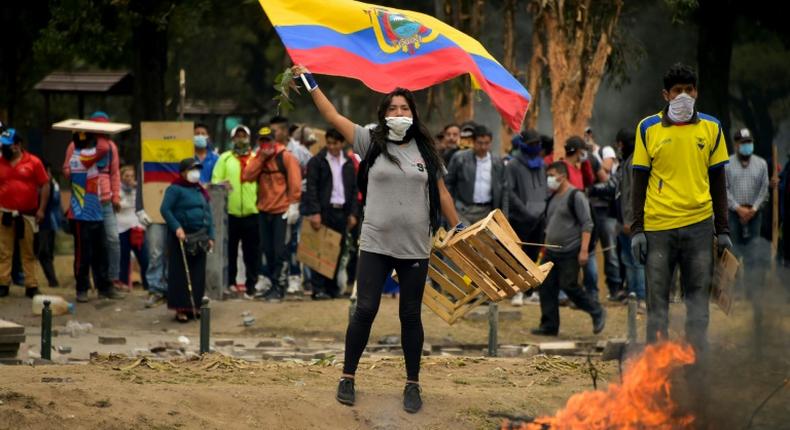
[725,154,769,210]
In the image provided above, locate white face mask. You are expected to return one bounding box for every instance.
[385,116,413,141]
[580,150,589,162]
[667,92,695,123]
[186,169,201,184]
[547,175,561,191]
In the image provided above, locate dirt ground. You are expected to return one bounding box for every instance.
[0,256,788,429]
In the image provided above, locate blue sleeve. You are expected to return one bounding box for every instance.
[200,153,218,184]
[160,186,181,233]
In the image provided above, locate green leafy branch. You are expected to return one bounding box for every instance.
[273,67,301,115]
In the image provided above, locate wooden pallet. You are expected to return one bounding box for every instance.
[422,210,552,324]
[0,320,24,360]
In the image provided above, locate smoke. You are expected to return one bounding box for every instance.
[671,236,790,430]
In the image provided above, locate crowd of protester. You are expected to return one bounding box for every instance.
[0,66,784,335]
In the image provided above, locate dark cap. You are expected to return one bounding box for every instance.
[179,158,201,172]
[734,127,753,143]
[0,128,20,146]
[256,125,275,141]
[564,135,586,153]
[520,129,541,145]
[460,123,476,138]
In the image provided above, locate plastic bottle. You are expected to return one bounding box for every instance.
[32,295,75,316]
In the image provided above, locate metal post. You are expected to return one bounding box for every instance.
[205,184,228,300]
[178,69,186,121]
[627,292,637,344]
[487,302,498,357]
[200,297,210,354]
[41,300,52,360]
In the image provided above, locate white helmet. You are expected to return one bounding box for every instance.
[230,125,250,138]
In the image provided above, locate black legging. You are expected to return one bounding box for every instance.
[343,251,428,381]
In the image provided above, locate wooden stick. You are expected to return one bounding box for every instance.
[514,242,617,254]
[516,241,563,249]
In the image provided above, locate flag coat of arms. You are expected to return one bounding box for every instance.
[260,0,531,130]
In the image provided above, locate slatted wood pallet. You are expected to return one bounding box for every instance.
[0,320,24,359]
[422,210,553,324]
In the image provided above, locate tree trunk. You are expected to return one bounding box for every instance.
[524,7,544,131]
[499,0,517,154]
[534,0,622,159]
[132,18,168,124]
[127,5,169,164]
[448,0,484,125]
[696,0,735,138]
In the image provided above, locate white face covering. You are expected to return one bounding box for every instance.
[186,169,201,184]
[667,92,695,123]
[385,116,413,141]
[547,175,561,191]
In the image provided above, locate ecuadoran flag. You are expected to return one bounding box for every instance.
[259,0,531,130]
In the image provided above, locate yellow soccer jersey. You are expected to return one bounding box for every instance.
[632,111,729,231]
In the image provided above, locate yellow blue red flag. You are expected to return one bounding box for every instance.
[259,0,530,130]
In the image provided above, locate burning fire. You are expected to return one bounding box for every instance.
[509,341,697,430]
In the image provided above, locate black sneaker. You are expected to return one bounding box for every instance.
[0,285,8,297]
[403,382,422,413]
[336,378,355,406]
[76,291,90,303]
[530,327,558,336]
[263,288,284,303]
[98,288,125,300]
[311,291,332,301]
[592,308,607,334]
[25,287,40,298]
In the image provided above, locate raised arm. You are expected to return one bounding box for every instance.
[292,65,355,143]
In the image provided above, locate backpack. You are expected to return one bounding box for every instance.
[261,151,287,176]
[567,189,599,252]
[544,188,598,252]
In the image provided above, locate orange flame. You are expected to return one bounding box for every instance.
[511,341,697,430]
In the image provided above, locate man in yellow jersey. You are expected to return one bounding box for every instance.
[630,63,732,352]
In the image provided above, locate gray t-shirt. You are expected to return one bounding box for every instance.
[545,186,593,252]
[354,124,434,259]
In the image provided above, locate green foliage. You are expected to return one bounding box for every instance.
[33,0,133,68]
[731,34,790,118]
[663,0,699,24]
[272,68,298,115]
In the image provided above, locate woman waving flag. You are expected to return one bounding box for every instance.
[259,0,531,130]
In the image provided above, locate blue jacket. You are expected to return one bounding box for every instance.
[40,179,64,231]
[197,150,219,185]
[160,183,214,239]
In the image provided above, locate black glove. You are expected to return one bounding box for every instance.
[716,233,733,255]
